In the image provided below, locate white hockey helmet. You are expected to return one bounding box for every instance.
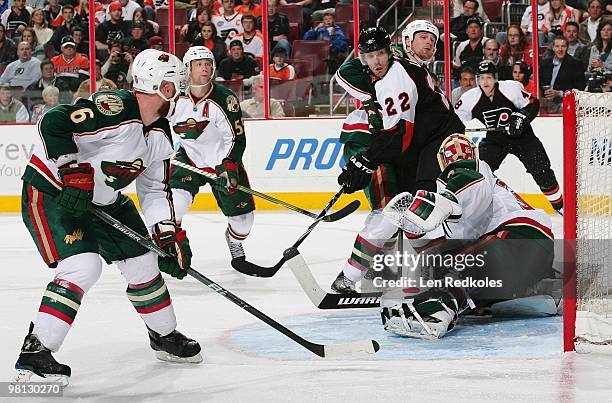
[183,46,216,84]
[132,49,187,101]
[437,133,478,170]
[402,20,439,55]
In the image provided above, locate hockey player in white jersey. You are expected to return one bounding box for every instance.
[454,60,563,213]
[380,134,556,339]
[330,24,464,294]
[169,46,255,267]
[15,49,202,386]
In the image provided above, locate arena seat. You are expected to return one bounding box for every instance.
[290,40,330,78]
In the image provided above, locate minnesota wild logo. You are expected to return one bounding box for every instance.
[173,118,210,140]
[95,94,124,116]
[101,159,146,190]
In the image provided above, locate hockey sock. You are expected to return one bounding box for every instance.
[343,235,386,282]
[34,279,84,352]
[171,188,195,223]
[227,212,254,244]
[126,274,176,336]
[541,184,563,211]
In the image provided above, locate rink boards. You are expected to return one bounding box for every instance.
[0,116,567,212]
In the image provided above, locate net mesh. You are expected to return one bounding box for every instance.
[573,91,612,345]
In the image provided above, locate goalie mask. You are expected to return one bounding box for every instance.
[437,133,479,170]
[402,20,439,64]
[183,46,216,86]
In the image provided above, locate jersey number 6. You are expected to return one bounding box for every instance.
[70,108,95,124]
[385,92,410,116]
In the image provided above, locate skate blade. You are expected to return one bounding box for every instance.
[154,351,203,364]
[14,368,69,387]
[383,320,441,340]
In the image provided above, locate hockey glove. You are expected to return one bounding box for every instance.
[214,159,239,194]
[362,98,383,134]
[507,111,528,136]
[57,162,95,217]
[338,154,377,194]
[153,221,192,280]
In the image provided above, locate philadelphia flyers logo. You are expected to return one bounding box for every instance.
[482,107,513,128]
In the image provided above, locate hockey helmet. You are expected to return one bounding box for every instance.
[183,46,216,80]
[402,20,439,55]
[437,133,479,170]
[132,49,187,101]
[358,26,391,54]
[476,60,498,77]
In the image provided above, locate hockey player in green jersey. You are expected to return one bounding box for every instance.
[15,50,202,386]
[330,23,464,294]
[169,46,255,268]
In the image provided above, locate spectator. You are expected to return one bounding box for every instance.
[303,11,347,74]
[73,59,117,100]
[49,4,76,52]
[132,7,159,39]
[122,20,149,56]
[1,0,31,36]
[148,35,163,50]
[453,16,487,70]
[499,24,533,80]
[521,0,550,42]
[258,0,290,58]
[482,37,501,66]
[75,0,106,25]
[20,27,43,60]
[44,0,63,30]
[30,85,58,122]
[217,39,259,83]
[240,74,284,117]
[107,0,141,21]
[29,8,53,46]
[0,83,28,122]
[543,0,580,41]
[71,25,89,56]
[227,14,263,64]
[0,23,16,65]
[25,59,71,105]
[212,0,243,40]
[188,0,222,20]
[51,35,89,91]
[311,0,337,22]
[540,35,586,112]
[193,21,227,64]
[269,47,295,80]
[182,7,212,44]
[451,65,476,104]
[95,1,132,58]
[0,41,41,87]
[451,0,480,42]
[588,20,611,72]
[512,60,535,94]
[544,21,589,69]
[579,0,605,44]
[236,0,261,18]
[101,41,133,87]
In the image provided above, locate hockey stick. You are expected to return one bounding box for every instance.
[464,127,509,133]
[171,160,359,222]
[91,207,379,358]
[283,247,382,309]
[231,187,348,278]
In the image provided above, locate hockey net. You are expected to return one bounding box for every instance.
[563,90,612,352]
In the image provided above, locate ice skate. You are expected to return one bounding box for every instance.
[148,328,203,363]
[331,271,357,294]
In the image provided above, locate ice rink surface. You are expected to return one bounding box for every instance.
[1,210,612,402]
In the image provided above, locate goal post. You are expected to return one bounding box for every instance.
[563,90,612,352]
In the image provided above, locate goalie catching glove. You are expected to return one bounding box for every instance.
[153,221,192,279]
[214,159,239,194]
[382,190,462,235]
[57,162,95,217]
[338,154,377,194]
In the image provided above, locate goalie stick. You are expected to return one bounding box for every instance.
[91,207,379,358]
[231,187,353,277]
[171,160,359,222]
[284,247,383,309]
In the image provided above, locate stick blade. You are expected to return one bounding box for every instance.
[322,339,380,358]
[323,200,361,222]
